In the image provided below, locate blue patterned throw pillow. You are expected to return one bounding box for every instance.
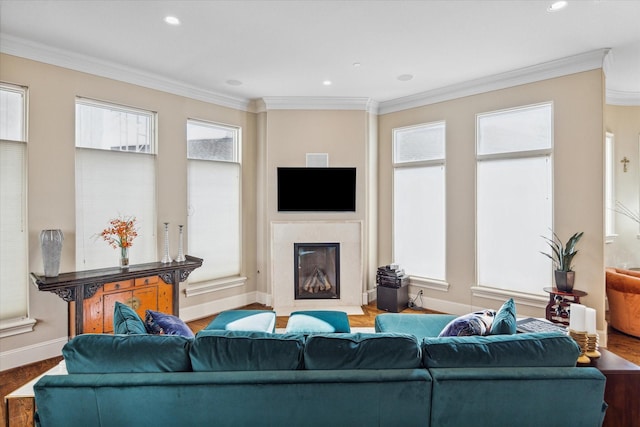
[145,309,194,338]
[437,309,496,337]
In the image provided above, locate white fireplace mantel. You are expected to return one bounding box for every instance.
[270,220,364,315]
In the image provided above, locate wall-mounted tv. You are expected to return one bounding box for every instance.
[277,167,356,212]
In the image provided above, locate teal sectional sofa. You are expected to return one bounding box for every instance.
[33,315,607,427]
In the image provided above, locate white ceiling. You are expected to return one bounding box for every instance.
[1,0,639,109]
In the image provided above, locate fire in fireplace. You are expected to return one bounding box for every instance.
[294,243,340,300]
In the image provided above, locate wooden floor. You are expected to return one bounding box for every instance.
[2,302,639,426]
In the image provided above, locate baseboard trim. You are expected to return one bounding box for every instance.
[0,336,67,372]
[180,291,261,322]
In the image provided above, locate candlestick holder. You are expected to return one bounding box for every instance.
[569,329,591,364]
[176,225,186,262]
[161,222,172,263]
[585,333,601,359]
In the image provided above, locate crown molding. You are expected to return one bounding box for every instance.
[606,89,640,106]
[257,96,377,113]
[378,48,612,115]
[4,38,631,113]
[0,34,252,112]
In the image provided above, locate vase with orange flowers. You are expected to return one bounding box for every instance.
[100,215,138,267]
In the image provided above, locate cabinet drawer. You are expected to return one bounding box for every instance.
[135,276,159,287]
[103,280,133,292]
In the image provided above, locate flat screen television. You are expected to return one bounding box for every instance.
[277,167,356,212]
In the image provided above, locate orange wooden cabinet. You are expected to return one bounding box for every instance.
[31,255,203,337]
[83,276,173,334]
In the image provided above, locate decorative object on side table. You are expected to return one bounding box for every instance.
[175,224,186,262]
[543,287,587,325]
[99,215,138,268]
[40,229,64,277]
[161,222,172,263]
[568,303,600,365]
[540,230,584,292]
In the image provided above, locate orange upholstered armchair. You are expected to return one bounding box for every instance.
[606,267,640,338]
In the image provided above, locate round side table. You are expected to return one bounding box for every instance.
[543,287,588,325]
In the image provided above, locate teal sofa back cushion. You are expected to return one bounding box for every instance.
[422,332,580,368]
[304,333,422,370]
[190,330,305,371]
[62,334,193,373]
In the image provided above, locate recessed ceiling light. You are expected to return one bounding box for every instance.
[547,1,568,12]
[164,16,181,25]
[323,80,332,86]
[353,62,361,68]
[397,74,413,81]
[226,79,243,86]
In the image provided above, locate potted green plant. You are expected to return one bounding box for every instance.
[540,231,584,292]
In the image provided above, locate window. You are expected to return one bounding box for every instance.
[75,98,157,270]
[392,121,446,281]
[605,132,616,240]
[476,103,553,294]
[186,119,241,283]
[0,82,30,326]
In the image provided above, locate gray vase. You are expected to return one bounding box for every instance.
[41,229,63,277]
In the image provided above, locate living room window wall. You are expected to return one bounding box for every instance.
[0,82,30,328]
[75,98,158,270]
[392,121,446,282]
[186,119,241,283]
[476,103,553,295]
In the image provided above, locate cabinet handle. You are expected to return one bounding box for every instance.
[115,283,120,289]
[144,279,149,284]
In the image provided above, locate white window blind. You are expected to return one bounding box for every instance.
[393,122,446,281]
[75,99,157,270]
[0,83,28,322]
[476,103,553,294]
[187,120,241,283]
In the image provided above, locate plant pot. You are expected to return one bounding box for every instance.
[555,270,575,292]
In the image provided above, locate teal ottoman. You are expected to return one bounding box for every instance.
[205,310,276,333]
[285,310,351,334]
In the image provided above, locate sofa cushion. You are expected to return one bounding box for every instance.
[422,332,580,368]
[145,309,195,338]
[113,301,147,335]
[304,333,422,370]
[490,298,517,335]
[190,330,305,371]
[62,333,193,373]
[438,310,496,337]
[375,313,458,339]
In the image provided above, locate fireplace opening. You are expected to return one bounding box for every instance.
[294,243,340,300]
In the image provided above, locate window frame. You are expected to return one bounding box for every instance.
[0,81,36,336]
[604,132,616,242]
[392,121,447,286]
[185,118,244,292]
[474,102,554,297]
[74,97,158,270]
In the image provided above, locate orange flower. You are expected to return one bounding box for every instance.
[100,216,138,249]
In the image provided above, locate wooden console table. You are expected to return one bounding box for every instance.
[31,255,202,337]
[579,348,640,427]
